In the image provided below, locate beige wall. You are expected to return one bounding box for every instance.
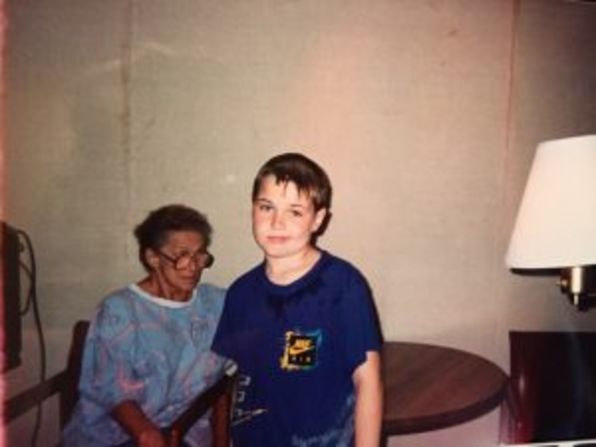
[4,0,596,445]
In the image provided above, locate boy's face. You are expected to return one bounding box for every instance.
[252,175,326,261]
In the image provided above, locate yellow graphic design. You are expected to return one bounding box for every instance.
[280,330,321,371]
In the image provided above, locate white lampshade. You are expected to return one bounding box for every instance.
[506,135,596,268]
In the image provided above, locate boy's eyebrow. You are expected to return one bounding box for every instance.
[254,197,308,209]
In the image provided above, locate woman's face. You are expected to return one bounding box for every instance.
[145,230,207,301]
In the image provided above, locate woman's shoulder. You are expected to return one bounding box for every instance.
[90,286,139,338]
[198,282,226,301]
[197,282,227,315]
[98,285,139,310]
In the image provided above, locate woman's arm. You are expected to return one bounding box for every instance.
[112,400,166,447]
[352,351,383,447]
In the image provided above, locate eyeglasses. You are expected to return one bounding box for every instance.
[156,249,214,270]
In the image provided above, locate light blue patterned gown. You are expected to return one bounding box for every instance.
[61,283,227,447]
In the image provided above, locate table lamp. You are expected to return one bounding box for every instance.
[505,135,596,308]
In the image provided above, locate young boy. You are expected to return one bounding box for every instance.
[212,153,383,447]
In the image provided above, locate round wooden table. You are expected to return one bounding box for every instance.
[382,341,507,439]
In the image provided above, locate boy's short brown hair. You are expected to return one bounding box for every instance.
[252,153,332,211]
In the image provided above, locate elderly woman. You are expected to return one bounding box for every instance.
[62,205,227,447]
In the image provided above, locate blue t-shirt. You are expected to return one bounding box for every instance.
[61,283,227,447]
[212,251,382,447]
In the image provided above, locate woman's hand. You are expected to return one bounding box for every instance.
[112,400,167,447]
[136,426,167,447]
[166,428,182,447]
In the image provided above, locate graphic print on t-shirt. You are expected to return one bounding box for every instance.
[280,329,322,371]
[232,374,268,427]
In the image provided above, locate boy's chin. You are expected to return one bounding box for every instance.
[260,245,289,258]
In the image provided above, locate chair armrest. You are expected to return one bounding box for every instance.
[167,371,237,445]
[3,371,68,423]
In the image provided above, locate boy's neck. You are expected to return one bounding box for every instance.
[265,247,321,285]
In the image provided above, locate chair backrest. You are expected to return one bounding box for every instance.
[508,331,596,443]
[59,320,89,427]
[3,321,89,428]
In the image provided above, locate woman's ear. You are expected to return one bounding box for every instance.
[144,248,160,269]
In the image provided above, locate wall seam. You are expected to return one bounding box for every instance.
[492,0,521,359]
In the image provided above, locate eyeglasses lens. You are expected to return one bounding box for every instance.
[174,252,213,270]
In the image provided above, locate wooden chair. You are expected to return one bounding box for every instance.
[501,331,596,444]
[4,320,236,446]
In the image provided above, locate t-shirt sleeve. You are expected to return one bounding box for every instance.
[340,267,383,373]
[78,297,145,410]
